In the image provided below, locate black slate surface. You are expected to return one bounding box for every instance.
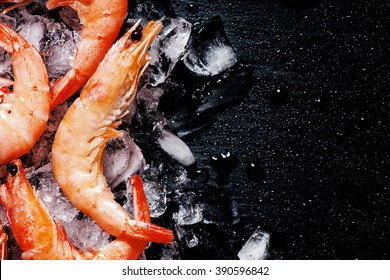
[163,0,390,259]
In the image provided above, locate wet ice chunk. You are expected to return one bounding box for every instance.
[149,17,192,86]
[142,180,167,218]
[157,128,195,167]
[238,227,270,260]
[62,217,110,252]
[17,15,45,51]
[173,191,203,225]
[175,203,203,225]
[43,23,80,78]
[160,243,180,260]
[193,64,253,114]
[183,16,237,76]
[187,234,199,248]
[103,131,145,190]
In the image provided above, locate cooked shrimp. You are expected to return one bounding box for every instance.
[52,20,174,244]
[0,222,8,260]
[47,0,128,110]
[0,0,128,110]
[0,159,154,259]
[0,22,50,164]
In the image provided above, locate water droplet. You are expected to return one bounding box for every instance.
[270,88,288,106]
[246,161,265,182]
[186,3,199,13]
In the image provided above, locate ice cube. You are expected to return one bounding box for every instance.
[103,131,145,190]
[192,64,254,114]
[0,50,12,79]
[17,14,45,51]
[142,180,167,218]
[62,217,110,252]
[187,234,199,248]
[183,16,237,76]
[238,228,270,260]
[173,191,203,225]
[157,128,196,167]
[160,243,180,260]
[42,23,80,78]
[148,17,192,86]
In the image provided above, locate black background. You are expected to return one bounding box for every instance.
[164,0,390,259]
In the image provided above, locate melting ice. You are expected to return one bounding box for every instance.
[148,17,192,86]
[238,227,270,260]
[103,130,145,190]
[183,16,237,76]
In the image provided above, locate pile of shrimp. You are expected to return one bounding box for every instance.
[0,0,174,260]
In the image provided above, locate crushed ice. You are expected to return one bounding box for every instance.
[148,17,192,86]
[0,1,253,260]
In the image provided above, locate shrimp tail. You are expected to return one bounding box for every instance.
[127,176,174,244]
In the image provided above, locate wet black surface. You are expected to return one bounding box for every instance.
[159,0,390,259]
[1,0,389,260]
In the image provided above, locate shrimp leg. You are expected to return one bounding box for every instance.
[0,22,50,164]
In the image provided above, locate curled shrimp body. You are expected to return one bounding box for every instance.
[0,0,128,110]
[52,20,174,244]
[0,22,50,164]
[47,0,128,110]
[0,159,153,260]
